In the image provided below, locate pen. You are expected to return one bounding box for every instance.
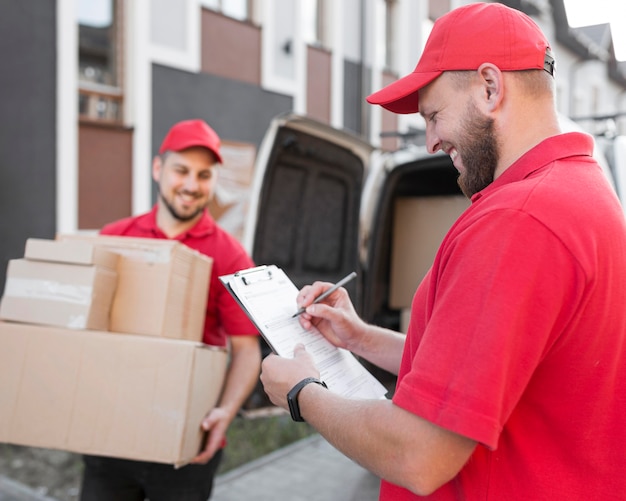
[292,271,357,317]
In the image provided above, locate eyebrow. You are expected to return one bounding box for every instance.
[418,107,431,120]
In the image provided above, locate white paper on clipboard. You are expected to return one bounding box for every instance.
[220,265,388,400]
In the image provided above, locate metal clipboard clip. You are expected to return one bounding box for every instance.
[235,265,274,285]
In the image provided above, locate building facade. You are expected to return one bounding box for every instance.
[1,0,625,290]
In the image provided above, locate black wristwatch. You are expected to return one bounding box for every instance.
[287,377,328,422]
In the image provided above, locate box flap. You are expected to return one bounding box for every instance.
[25,238,119,269]
[58,234,195,263]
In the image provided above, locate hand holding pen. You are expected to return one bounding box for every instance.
[292,271,357,317]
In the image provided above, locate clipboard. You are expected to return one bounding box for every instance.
[220,265,285,353]
[220,265,388,400]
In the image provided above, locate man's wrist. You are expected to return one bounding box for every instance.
[287,377,328,422]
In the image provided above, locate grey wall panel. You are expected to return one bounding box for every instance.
[0,0,57,292]
[343,59,371,137]
[152,64,292,167]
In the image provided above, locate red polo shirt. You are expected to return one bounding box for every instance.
[382,133,626,500]
[101,206,258,347]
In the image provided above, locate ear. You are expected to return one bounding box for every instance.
[206,166,219,202]
[476,63,503,112]
[152,155,162,183]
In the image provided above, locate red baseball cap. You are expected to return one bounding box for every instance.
[158,119,223,163]
[367,2,552,114]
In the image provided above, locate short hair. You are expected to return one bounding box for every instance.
[446,68,554,98]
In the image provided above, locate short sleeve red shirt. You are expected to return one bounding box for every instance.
[381,133,626,500]
[101,206,258,347]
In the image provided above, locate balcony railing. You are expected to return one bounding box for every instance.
[78,85,123,124]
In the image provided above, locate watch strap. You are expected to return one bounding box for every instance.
[287,377,328,422]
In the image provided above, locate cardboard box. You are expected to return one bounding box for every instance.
[390,196,469,308]
[57,235,213,342]
[0,257,118,331]
[0,321,228,466]
[24,237,119,270]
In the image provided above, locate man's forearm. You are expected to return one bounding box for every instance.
[219,336,262,417]
[351,324,405,376]
[296,382,476,495]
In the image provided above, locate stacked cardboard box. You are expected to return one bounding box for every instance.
[0,238,118,330]
[57,234,213,342]
[0,322,227,466]
[0,236,227,465]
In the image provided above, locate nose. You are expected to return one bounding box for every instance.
[183,175,199,192]
[425,126,441,155]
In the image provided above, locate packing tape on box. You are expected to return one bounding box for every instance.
[4,278,93,305]
[98,245,172,263]
[67,314,88,329]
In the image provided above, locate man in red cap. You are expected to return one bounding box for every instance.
[260,3,626,500]
[79,119,261,500]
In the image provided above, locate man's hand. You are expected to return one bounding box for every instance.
[190,407,230,464]
[295,281,367,352]
[260,344,319,410]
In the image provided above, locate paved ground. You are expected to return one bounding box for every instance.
[0,476,54,501]
[0,435,380,501]
[213,435,380,501]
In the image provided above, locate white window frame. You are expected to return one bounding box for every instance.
[149,0,201,73]
[261,0,306,112]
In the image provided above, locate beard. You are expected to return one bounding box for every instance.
[158,189,204,222]
[456,102,499,198]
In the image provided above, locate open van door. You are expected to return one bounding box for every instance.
[243,113,373,305]
[242,113,465,332]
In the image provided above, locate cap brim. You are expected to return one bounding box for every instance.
[161,139,224,164]
[366,71,442,114]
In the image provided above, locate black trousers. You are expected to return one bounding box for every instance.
[80,450,223,501]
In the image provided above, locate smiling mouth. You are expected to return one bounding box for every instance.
[447,149,464,172]
[447,148,460,165]
[177,192,200,203]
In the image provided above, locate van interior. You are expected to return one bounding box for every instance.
[362,156,467,332]
[357,155,468,388]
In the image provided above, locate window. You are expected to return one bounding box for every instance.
[77,0,123,123]
[384,0,397,71]
[302,0,324,47]
[201,0,251,22]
